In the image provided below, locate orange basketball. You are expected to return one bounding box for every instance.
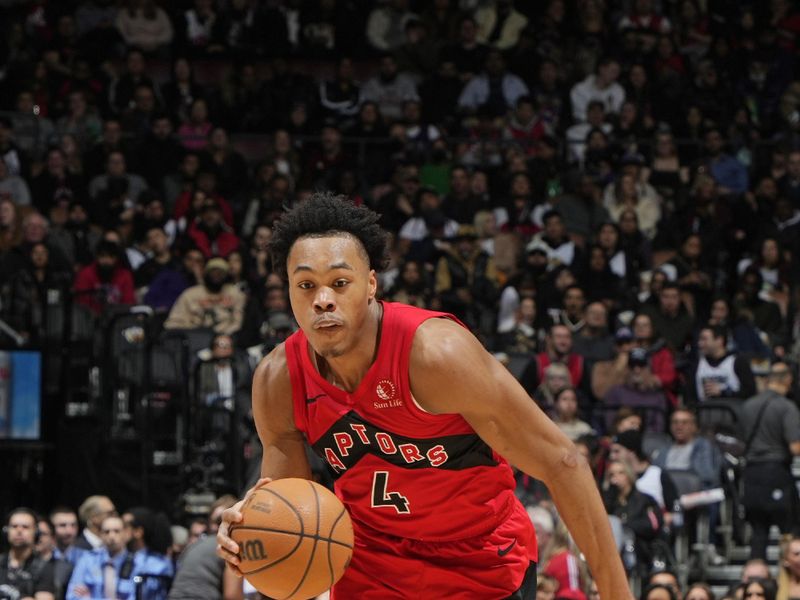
[230,478,354,600]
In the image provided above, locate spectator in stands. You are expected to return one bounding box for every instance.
[639,583,677,600]
[530,211,585,273]
[6,241,72,343]
[178,98,213,151]
[36,517,73,600]
[647,569,682,600]
[66,515,132,600]
[552,387,593,441]
[551,285,587,334]
[361,54,418,124]
[165,256,245,334]
[115,0,173,54]
[652,408,721,490]
[395,19,439,81]
[385,259,430,309]
[497,296,542,355]
[504,95,548,156]
[611,429,679,521]
[88,150,147,204]
[0,156,32,206]
[0,508,56,600]
[777,150,800,207]
[641,283,695,354]
[30,148,85,216]
[741,361,800,560]
[144,248,205,311]
[365,0,417,52]
[50,507,85,566]
[134,226,176,291]
[186,197,240,259]
[777,535,800,600]
[687,324,756,404]
[573,301,615,364]
[603,169,661,241]
[110,49,155,116]
[457,49,529,117]
[167,497,242,600]
[531,361,572,416]
[601,345,670,433]
[522,323,584,395]
[302,123,352,190]
[10,94,54,165]
[474,0,528,50]
[241,173,290,238]
[742,578,777,600]
[121,508,173,600]
[541,518,587,597]
[83,119,130,181]
[138,114,182,193]
[602,459,665,573]
[177,0,224,56]
[700,127,749,197]
[434,224,499,334]
[56,91,102,152]
[75,496,116,552]
[73,240,135,315]
[319,57,362,126]
[203,128,248,202]
[683,583,715,600]
[741,558,772,583]
[441,165,482,225]
[733,268,784,347]
[570,57,625,123]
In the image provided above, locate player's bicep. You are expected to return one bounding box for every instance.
[252,346,312,480]
[411,319,575,482]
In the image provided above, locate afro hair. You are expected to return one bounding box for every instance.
[269,192,389,280]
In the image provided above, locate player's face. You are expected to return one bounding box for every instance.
[288,234,377,359]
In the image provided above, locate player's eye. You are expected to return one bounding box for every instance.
[298,282,313,290]
[333,279,349,288]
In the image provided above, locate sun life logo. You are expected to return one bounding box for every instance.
[376,379,396,401]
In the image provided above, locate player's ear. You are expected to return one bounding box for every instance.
[368,269,377,301]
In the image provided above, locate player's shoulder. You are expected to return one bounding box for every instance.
[253,342,292,395]
[411,317,485,372]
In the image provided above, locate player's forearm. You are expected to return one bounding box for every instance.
[547,459,632,599]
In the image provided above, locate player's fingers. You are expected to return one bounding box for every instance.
[217,542,241,565]
[245,477,273,498]
[220,508,243,526]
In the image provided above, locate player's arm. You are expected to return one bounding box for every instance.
[217,344,311,570]
[409,319,631,600]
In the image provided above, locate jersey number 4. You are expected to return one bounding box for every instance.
[371,471,410,514]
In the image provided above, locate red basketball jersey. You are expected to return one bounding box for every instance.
[285,301,537,558]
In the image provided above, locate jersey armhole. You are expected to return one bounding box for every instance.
[284,336,309,435]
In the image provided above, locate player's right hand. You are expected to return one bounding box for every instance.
[216,477,272,575]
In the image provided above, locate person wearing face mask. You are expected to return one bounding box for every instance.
[73,240,135,315]
[164,256,245,334]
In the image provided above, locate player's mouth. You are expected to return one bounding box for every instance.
[314,318,344,331]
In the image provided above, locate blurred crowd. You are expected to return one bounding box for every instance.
[1,0,800,599]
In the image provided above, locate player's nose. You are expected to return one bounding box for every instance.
[313,287,336,312]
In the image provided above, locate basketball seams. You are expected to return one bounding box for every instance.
[237,480,353,598]
[327,506,347,592]
[282,481,322,600]
[229,525,353,549]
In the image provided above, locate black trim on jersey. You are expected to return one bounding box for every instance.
[310,411,498,477]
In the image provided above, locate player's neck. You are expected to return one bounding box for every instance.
[319,301,383,392]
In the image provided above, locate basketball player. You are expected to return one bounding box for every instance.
[217,195,630,598]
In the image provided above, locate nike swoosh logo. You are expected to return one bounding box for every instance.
[306,394,326,404]
[497,539,517,557]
